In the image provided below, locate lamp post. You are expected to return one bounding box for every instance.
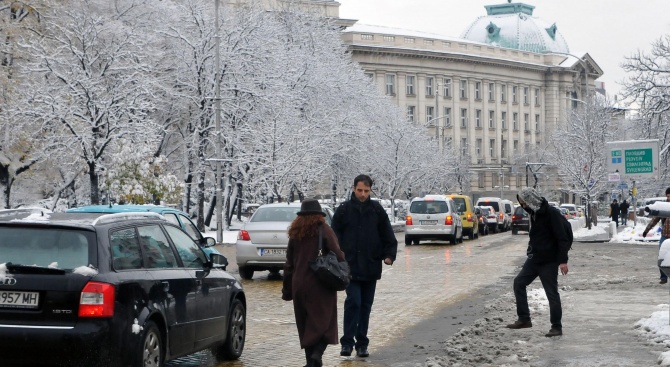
[213,0,223,243]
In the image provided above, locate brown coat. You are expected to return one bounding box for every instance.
[282,224,345,348]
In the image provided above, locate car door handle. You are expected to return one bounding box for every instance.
[161,281,170,292]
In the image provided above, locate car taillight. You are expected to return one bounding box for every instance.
[79,282,115,318]
[512,215,517,221]
[467,213,473,222]
[406,216,413,226]
[238,230,251,241]
[445,215,453,225]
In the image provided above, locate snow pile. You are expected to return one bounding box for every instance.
[635,304,670,366]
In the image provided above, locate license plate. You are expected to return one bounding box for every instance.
[259,249,287,256]
[0,291,39,309]
[420,220,438,225]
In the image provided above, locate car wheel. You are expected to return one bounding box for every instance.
[405,236,412,246]
[413,239,420,245]
[212,298,246,361]
[238,266,254,280]
[449,234,456,245]
[135,321,162,367]
[512,228,518,235]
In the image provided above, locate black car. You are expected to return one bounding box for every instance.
[511,205,531,234]
[0,209,246,367]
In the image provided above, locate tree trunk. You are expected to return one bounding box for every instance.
[0,164,13,209]
[88,162,100,205]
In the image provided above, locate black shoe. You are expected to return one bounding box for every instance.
[340,345,352,356]
[661,279,668,284]
[356,346,369,358]
[545,328,563,337]
[505,320,532,329]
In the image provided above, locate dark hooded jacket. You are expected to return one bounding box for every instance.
[517,188,571,264]
[331,193,398,281]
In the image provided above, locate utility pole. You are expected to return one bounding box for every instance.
[214,0,223,243]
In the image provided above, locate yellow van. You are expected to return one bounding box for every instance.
[449,194,479,239]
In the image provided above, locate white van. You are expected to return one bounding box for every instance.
[475,197,508,232]
[560,204,578,219]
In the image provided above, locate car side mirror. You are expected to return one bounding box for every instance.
[208,253,229,270]
[201,236,217,248]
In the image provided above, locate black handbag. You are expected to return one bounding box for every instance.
[309,225,351,291]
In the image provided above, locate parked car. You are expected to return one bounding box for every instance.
[511,205,531,235]
[67,204,221,258]
[449,194,479,239]
[559,204,578,219]
[0,209,246,367]
[478,205,499,234]
[475,197,507,232]
[235,202,334,280]
[559,207,570,219]
[474,206,489,236]
[405,195,463,245]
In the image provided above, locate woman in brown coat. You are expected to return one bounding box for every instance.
[282,199,345,367]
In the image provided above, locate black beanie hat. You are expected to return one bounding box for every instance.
[666,187,670,195]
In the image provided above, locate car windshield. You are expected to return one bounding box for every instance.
[452,198,467,213]
[0,227,93,270]
[480,202,500,212]
[410,201,449,214]
[250,207,300,222]
[514,206,525,215]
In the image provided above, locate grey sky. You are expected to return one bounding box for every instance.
[336,0,670,98]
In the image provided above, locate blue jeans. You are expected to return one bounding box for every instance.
[341,279,377,348]
[661,236,668,281]
[513,259,562,329]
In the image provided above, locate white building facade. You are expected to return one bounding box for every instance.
[339,2,604,201]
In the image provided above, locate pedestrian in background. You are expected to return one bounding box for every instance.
[642,187,670,285]
[610,199,620,226]
[282,199,345,367]
[332,174,398,358]
[506,187,572,337]
[619,199,630,226]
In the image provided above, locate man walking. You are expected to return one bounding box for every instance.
[331,174,398,358]
[506,187,572,337]
[642,187,670,284]
[610,199,620,226]
[620,200,630,226]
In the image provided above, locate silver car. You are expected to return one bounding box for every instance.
[235,202,333,280]
[404,195,463,245]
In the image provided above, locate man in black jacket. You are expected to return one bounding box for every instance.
[332,174,398,358]
[506,187,572,337]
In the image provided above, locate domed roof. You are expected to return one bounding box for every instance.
[460,2,569,54]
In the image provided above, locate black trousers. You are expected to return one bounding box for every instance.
[513,259,562,329]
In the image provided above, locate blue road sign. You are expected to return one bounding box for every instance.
[617,182,628,190]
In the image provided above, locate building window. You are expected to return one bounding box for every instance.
[523,87,529,104]
[443,41,451,47]
[535,88,540,105]
[443,78,451,97]
[535,114,540,131]
[502,139,507,158]
[478,172,485,188]
[475,82,481,100]
[501,84,506,102]
[361,34,374,40]
[461,138,468,156]
[488,83,495,101]
[501,111,507,129]
[492,172,499,187]
[364,72,374,80]
[524,141,530,153]
[488,110,495,129]
[444,107,451,127]
[476,139,482,157]
[424,39,434,45]
[404,37,415,43]
[406,75,415,95]
[512,86,518,103]
[383,35,395,42]
[513,140,519,154]
[475,109,481,128]
[407,106,415,122]
[460,108,467,128]
[513,112,518,130]
[489,139,496,157]
[426,106,434,124]
[446,136,453,149]
[460,80,467,99]
[385,74,395,95]
[426,77,434,96]
[524,113,529,131]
